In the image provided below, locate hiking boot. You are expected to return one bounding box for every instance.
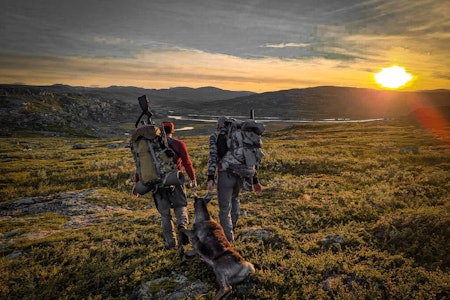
[164,240,176,250]
[164,244,175,250]
[179,230,190,245]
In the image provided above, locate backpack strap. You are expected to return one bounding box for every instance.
[207,129,227,159]
[167,137,181,158]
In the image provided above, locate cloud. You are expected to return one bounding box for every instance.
[263,43,311,48]
[0,0,449,91]
[0,48,373,91]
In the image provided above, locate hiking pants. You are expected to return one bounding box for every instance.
[153,185,188,249]
[217,170,242,242]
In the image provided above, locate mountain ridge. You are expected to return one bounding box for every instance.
[198,86,450,120]
[1,84,448,137]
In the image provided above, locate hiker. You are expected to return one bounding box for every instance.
[207,117,263,242]
[133,121,197,249]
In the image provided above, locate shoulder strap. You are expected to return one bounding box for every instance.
[167,137,181,158]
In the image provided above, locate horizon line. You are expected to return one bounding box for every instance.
[1,82,448,94]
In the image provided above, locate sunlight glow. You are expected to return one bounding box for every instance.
[374,66,413,89]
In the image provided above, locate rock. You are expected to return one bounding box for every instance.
[399,146,419,154]
[72,144,88,149]
[133,272,211,300]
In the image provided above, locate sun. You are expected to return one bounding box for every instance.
[374,66,413,89]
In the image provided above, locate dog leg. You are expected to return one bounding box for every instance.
[214,284,232,300]
[214,271,232,300]
[179,228,199,262]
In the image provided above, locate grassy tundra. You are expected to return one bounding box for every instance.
[1,120,449,299]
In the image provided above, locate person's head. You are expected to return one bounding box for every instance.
[217,116,227,129]
[162,121,175,135]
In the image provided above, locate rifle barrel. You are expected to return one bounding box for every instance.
[135,111,145,128]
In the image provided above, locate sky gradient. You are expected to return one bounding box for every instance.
[1,0,449,92]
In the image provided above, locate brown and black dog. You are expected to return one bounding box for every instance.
[181,197,255,300]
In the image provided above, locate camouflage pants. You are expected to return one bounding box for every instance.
[153,185,188,249]
[217,170,242,242]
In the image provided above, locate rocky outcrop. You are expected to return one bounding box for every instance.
[0,86,138,137]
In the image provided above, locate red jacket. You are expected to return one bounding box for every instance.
[168,138,196,181]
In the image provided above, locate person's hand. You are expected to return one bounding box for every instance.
[132,184,139,197]
[207,180,215,193]
[253,183,262,195]
[190,180,197,194]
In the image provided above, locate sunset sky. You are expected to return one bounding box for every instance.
[1,0,449,92]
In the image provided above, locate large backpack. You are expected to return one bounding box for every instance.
[130,94,185,195]
[131,124,184,195]
[220,118,265,178]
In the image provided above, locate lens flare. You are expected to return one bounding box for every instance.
[374,66,413,89]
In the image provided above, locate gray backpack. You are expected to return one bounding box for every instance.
[221,118,265,178]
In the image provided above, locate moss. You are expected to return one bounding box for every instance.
[0,120,449,299]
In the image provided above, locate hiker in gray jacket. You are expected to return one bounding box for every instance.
[207,117,262,242]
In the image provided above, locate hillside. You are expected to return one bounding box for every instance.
[1,84,449,137]
[0,84,254,137]
[192,86,450,120]
[1,120,449,299]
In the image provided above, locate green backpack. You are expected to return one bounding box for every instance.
[131,96,184,195]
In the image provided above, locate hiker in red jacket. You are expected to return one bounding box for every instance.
[162,121,197,188]
[133,121,197,250]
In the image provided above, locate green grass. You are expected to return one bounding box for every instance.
[1,119,449,299]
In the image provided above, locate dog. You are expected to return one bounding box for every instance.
[181,196,255,300]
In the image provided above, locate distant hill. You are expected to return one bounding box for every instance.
[4,84,254,103]
[0,84,448,137]
[189,86,450,120]
[0,84,254,137]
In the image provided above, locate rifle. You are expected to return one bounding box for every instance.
[135,94,174,157]
[135,95,153,128]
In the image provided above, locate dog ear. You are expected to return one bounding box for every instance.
[194,197,210,206]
